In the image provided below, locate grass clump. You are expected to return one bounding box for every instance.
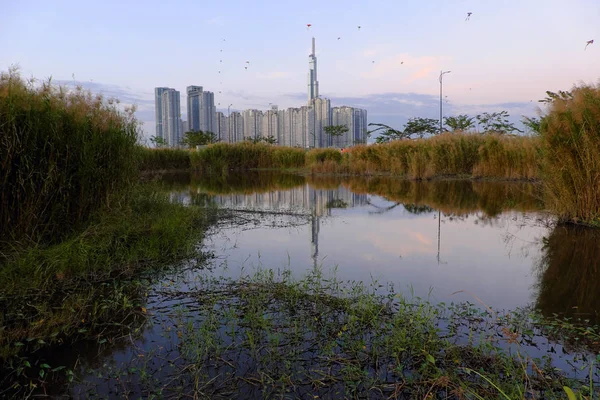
[0,68,140,245]
[190,142,305,173]
[539,83,600,225]
[0,185,215,361]
[138,147,191,171]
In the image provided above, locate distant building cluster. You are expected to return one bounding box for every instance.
[154,38,368,148]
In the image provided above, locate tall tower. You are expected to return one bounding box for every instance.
[154,87,170,141]
[307,37,319,104]
[161,88,181,147]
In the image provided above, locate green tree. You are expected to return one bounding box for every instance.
[444,115,475,132]
[475,111,522,134]
[181,130,219,148]
[403,117,440,138]
[150,135,168,148]
[521,116,542,135]
[368,123,407,143]
[263,135,278,144]
[324,124,349,138]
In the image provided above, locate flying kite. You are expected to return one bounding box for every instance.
[358,25,361,30]
[337,37,341,40]
[307,24,312,30]
[401,61,404,64]
[465,12,472,21]
[245,66,248,70]
[585,39,594,50]
[246,61,250,63]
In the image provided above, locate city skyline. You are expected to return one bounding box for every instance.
[155,37,368,148]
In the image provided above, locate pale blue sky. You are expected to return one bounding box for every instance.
[2,0,599,139]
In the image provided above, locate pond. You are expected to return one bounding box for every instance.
[50,172,600,398]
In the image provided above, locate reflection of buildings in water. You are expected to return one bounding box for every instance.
[206,184,368,216]
[176,184,368,269]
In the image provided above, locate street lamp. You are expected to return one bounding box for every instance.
[439,70,451,133]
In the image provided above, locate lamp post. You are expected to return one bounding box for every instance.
[439,70,451,133]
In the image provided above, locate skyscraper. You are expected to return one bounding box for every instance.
[242,109,262,139]
[161,88,181,147]
[215,111,227,142]
[307,37,319,104]
[187,86,216,133]
[186,86,202,132]
[154,87,170,141]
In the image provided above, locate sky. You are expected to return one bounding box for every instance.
[2,0,599,142]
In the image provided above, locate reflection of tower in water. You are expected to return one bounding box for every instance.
[310,191,320,269]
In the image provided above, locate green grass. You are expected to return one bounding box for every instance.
[0,68,140,245]
[138,146,191,171]
[0,184,216,361]
[55,266,600,399]
[190,142,306,172]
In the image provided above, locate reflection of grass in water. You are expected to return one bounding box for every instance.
[326,199,348,209]
[67,267,598,399]
[535,224,600,324]
[342,176,543,217]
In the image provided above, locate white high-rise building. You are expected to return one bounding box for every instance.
[242,109,263,140]
[228,112,244,143]
[283,106,311,148]
[154,87,170,142]
[215,112,227,142]
[161,88,182,147]
[311,97,331,148]
[331,106,369,147]
[261,105,279,141]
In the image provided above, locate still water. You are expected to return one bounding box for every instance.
[165,172,560,315]
[64,172,600,397]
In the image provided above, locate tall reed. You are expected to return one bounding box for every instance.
[539,83,600,225]
[0,69,140,245]
[190,142,305,172]
[138,147,191,171]
[309,133,540,180]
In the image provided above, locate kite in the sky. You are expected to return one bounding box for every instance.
[465,12,472,21]
[585,39,594,50]
[246,61,250,63]
[307,24,311,30]
[401,61,404,64]
[358,25,361,30]
[337,37,341,40]
[245,66,248,70]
